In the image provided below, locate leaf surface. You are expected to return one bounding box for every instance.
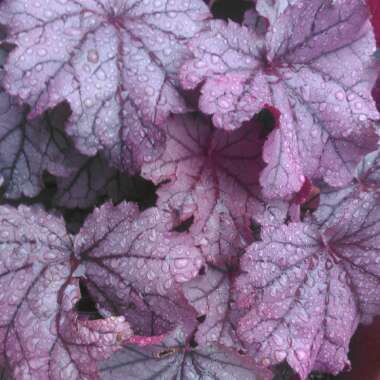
[0,97,73,199]
[180,1,379,197]
[235,192,380,379]
[0,0,209,171]
[142,114,286,265]
[183,266,244,349]
[100,327,272,380]
[0,205,131,380]
[76,202,203,335]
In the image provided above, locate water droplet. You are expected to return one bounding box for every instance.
[338,270,347,283]
[273,334,284,346]
[83,64,91,73]
[217,98,231,109]
[274,350,287,361]
[335,91,345,101]
[145,86,155,96]
[164,279,172,289]
[306,275,315,287]
[38,48,47,57]
[300,85,310,101]
[216,304,225,314]
[136,258,145,269]
[295,349,307,361]
[84,98,94,108]
[325,258,333,270]
[174,258,189,269]
[87,49,99,63]
[194,60,206,69]
[211,55,220,64]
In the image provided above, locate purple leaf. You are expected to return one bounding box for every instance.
[180,1,379,197]
[0,95,73,199]
[0,2,379,380]
[183,266,244,350]
[0,367,11,380]
[243,8,268,36]
[53,153,127,209]
[83,274,198,337]
[180,20,269,130]
[54,153,157,210]
[51,283,133,380]
[142,114,287,265]
[313,148,380,227]
[356,148,380,190]
[100,327,273,380]
[235,191,380,379]
[255,0,297,25]
[0,0,210,171]
[75,202,203,336]
[0,205,131,380]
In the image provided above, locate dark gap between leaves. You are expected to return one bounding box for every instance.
[210,0,252,23]
[173,216,194,232]
[250,219,262,241]
[256,108,277,139]
[188,336,199,349]
[75,280,103,320]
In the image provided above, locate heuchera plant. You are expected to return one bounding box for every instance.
[0,1,379,379]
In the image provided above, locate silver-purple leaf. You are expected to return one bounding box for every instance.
[255,0,297,25]
[100,327,273,380]
[313,147,380,227]
[0,0,210,171]
[0,205,132,380]
[75,202,203,335]
[243,8,268,36]
[0,367,11,380]
[84,275,199,337]
[142,114,286,265]
[183,266,244,350]
[180,20,268,131]
[356,148,380,190]
[235,191,380,379]
[0,94,72,199]
[54,153,127,209]
[180,0,379,198]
